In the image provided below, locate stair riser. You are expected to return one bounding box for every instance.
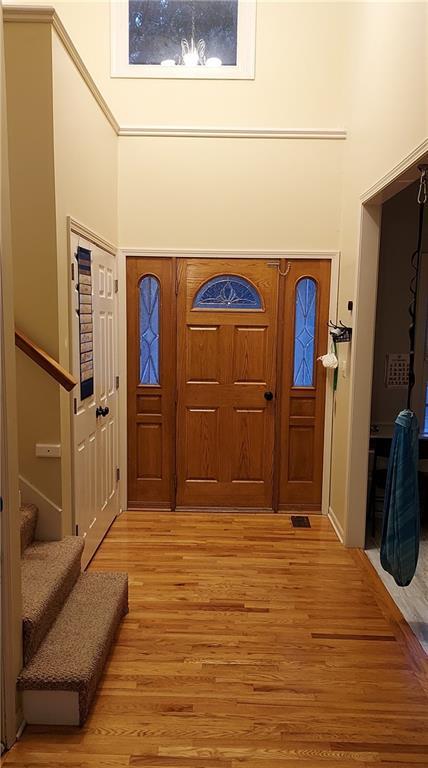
[22,690,79,726]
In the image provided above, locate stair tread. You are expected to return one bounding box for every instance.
[19,572,127,686]
[19,571,128,724]
[22,536,84,664]
[20,504,38,554]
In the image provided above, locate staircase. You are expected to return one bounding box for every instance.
[18,505,128,726]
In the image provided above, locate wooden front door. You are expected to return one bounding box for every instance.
[176,259,279,510]
[126,256,331,513]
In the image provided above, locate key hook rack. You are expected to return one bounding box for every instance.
[328,321,352,343]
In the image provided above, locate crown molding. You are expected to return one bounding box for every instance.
[3,4,56,24]
[119,126,347,140]
[3,5,120,134]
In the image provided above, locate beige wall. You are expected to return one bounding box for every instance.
[119,136,344,249]
[4,17,118,534]
[4,21,63,508]
[1,5,23,743]
[331,1,428,542]
[52,32,118,532]
[6,1,348,128]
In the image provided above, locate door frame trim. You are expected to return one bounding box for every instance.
[344,140,428,547]
[119,249,340,515]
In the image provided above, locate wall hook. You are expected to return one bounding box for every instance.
[328,320,352,343]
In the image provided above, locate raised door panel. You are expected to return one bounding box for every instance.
[137,423,163,479]
[186,326,221,383]
[231,408,265,482]
[137,394,162,415]
[288,426,315,482]
[185,408,219,481]
[75,430,97,541]
[232,327,268,384]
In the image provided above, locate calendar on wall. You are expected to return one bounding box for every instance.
[77,247,94,400]
[385,353,409,388]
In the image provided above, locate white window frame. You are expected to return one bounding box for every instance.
[111,0,256,79]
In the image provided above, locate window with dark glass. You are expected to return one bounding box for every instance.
[129,0,238,66]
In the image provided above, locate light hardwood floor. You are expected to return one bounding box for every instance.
[5,513,428,767]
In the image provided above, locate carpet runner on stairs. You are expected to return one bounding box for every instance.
[20,504,38,555]
[18,505,128,725]
[22,536,84,664]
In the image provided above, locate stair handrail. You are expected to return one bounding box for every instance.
[15,328,77,392]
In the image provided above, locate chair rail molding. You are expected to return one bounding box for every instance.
[119,126,347,140]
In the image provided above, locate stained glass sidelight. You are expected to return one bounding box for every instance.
[193,275,262,310]
[293,278,317,387]
[140,276,160,384]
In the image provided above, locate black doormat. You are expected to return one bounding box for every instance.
[291,515,311,528]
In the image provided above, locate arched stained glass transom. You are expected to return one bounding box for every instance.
[293,278,317,387]
[193,274,262,309]
[140,275,160,384]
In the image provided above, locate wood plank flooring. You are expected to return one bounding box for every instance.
[5,513,428,767]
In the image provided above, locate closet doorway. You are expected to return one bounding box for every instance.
[126,257,331,512]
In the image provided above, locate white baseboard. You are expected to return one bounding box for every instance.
[328,506,344,543]
[19,476,62,540]
[16,720,26,740]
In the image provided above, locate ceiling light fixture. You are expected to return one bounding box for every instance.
[160,1,222,68]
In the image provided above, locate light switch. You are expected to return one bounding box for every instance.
[35,444,61,458]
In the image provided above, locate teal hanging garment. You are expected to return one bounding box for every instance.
[380,166,426,587]
[380,410,420,587]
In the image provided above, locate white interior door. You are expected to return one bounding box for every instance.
[71,233,119,568]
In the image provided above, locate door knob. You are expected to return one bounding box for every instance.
[264,391,274,401]
[96,406,110,418]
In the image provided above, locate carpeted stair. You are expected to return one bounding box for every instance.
[18,505,128,726]
[22,536,84,664]
[20,503,38,554]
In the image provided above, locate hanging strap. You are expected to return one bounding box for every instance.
[407,166,427,410]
